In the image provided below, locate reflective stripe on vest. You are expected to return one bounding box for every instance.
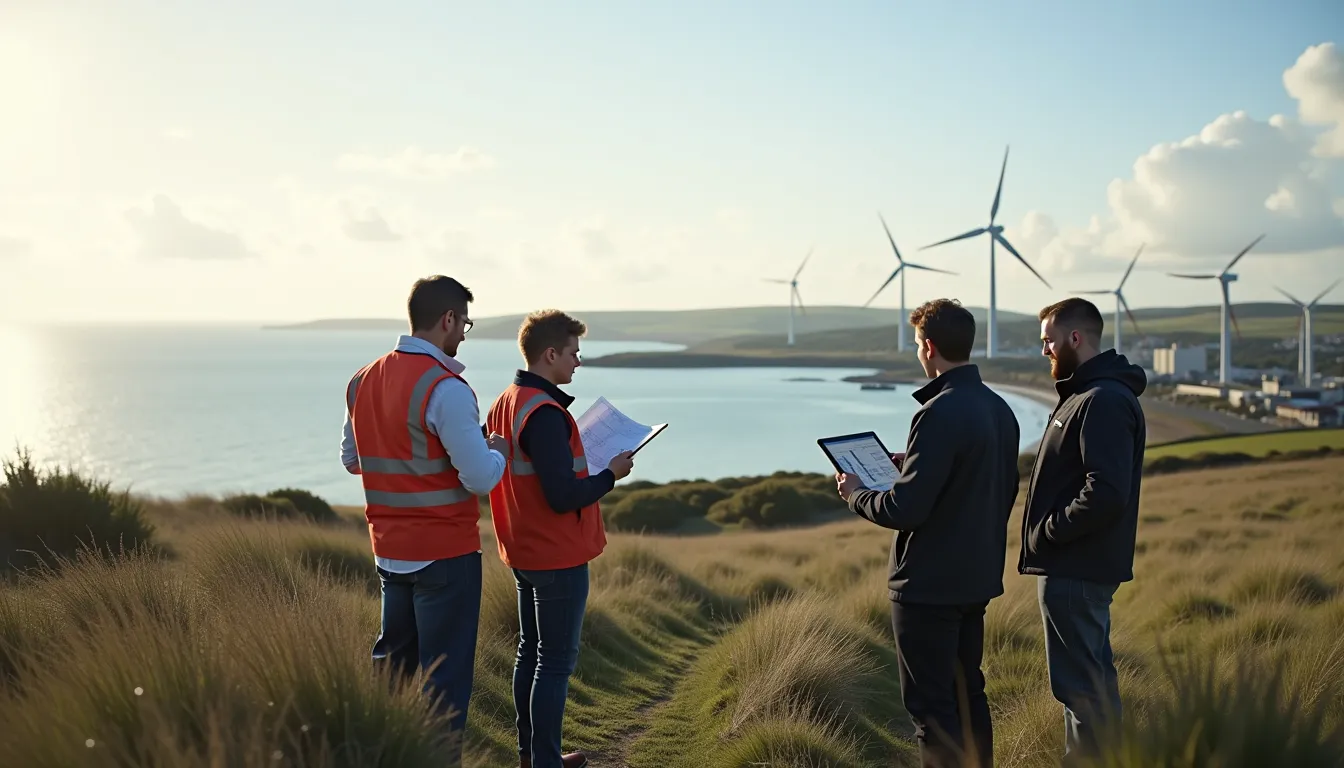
[364,487,472,507]
[507,392,588,475]
[512,456,589,476]
[356,365,456,477]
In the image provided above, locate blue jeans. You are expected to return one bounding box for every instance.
[1038,575,1122,757]
[373,553,482,761]
[513,563,589,767]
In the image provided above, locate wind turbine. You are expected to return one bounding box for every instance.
[1075,244,1144,354]
[919,145,1052,358]
[1168,235,1264,386]
[1275,279,1339,385]
[864,213,957,352]
[765,248,811,346]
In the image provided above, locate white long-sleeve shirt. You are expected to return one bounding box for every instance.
[341,335,505,573]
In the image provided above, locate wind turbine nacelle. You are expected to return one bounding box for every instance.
[1223,273,1238,283]
[989,225,1004,235]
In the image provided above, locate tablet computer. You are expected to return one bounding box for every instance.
[817,431,900,492]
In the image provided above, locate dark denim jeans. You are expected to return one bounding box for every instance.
[373,552,482,762]
[513,563,589,767]
[890,600,993,768]
[1038,575,1122,758]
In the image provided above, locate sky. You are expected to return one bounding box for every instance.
[1,0,1343,324]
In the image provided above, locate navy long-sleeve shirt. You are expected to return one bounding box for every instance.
[513,371,616,513]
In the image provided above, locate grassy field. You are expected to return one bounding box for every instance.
[1145,428,1344,459]
[3,455,1344,766]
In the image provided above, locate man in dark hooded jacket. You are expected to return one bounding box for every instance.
[1021,297,1147,760]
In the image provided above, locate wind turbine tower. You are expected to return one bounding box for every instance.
[1276,279,1339,385]
[919,145,1052,358]
[865,214,957,352]
[1168,235,1264,386]
[1077,244,1144,353]
[765,249,812,346]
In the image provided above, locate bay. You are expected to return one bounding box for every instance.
[0,324,1051,506]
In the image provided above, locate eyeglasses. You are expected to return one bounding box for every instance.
[462,317,474,333]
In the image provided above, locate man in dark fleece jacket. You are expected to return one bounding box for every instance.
[838,299,1019,768]
[1022,297,1146,761]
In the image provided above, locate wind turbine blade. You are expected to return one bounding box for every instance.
[993,232,1052,289]
[862,268,901,308]
[793,247,813,280]
[763,278,790,284]
[1118,293,1140,335]
[878,213,905,264]
[1309,278,1341,307]
[919,227,986,250]
[904,262,958,275]
[1168,273,1218,279]
[794,286,806,315]
[1119,243,1144,290]
[1075,289,1114,295]
[1274,286,1304,306]
[990,145,1009,223]
[1223,234,1265,274]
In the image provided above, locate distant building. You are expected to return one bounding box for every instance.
[1176,383,1227,399]
[1321,380,1344,405]
[1276,403,1341,428]
[1153,344,1207,378]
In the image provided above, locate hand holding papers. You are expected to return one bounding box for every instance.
[817,431,901,492]
[575,396,667,478]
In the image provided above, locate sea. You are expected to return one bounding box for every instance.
[0,325,1051,506]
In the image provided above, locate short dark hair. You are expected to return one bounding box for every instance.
[908,298,976,362]
[518,309,587,364]
[1039,298,1104,343]
[407,275,473,331]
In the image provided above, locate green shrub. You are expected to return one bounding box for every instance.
[0,448,155,572]
[263,488,339,524]
[605,489,700,532]
[707,480,831,528]
[220,494,303,521]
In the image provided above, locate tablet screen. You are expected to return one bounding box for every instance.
[818,432,899,492]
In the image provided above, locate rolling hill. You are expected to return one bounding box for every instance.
[264,305,1034,346]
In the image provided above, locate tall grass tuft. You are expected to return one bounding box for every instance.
[0,520,463,768]
[1081,651,1344,767]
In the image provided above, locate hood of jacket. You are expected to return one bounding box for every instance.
[1054,349,1147,399]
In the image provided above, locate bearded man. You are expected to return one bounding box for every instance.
[1020,297,1147,761]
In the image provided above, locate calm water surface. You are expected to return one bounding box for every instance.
[0,325,1050,505]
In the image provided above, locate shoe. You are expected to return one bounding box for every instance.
[519,752,588,768]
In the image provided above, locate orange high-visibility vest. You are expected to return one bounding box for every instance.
[486,384,606,571]
[347,351,482,561]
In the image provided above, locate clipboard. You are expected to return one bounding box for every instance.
[630,423,668,456]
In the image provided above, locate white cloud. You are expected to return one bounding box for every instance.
[1016,41,1344,274]
[161,127,192,141]
[123,195,254,260]
[1283,42,1344,158]
[336,145,495,177]
[339,201,401,242]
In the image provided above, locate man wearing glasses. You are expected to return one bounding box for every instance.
[340,274,507,764]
